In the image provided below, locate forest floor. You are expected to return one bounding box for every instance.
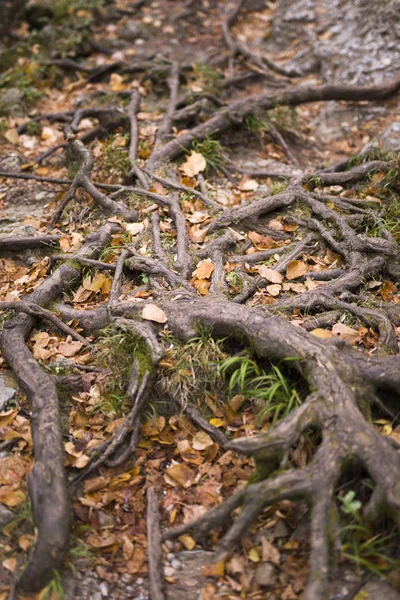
[1,1,400,600]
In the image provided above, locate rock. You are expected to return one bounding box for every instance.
[0,503,14,528]
[118,21,148,42]
[90,593,102,600]
[171,559,182,570]
[99,581,108,596]
[164,566,175,577]
[255,562,276,588]
[367,121,400,154]
[0,151,21,173]
[0,375,17,411]
[0,88,23,117]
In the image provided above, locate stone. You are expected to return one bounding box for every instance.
[0,503,14,528]
[118,21,148,42]
[99,581,108,596]
[255,562,276,588]
[171,559,182,570]
[0,375,17,411]
[164,566,175,577]
[0,88,23,117]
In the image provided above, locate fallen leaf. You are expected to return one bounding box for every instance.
[142,304,167,323]
[202,559,225,577]
[165,462,195,488]
[192,431,214,450]
[266,284,281,297]
[58,339,83,357]
[193,279,211,295]
[126,222,145,235]
[286,260,308,280]
[332,323,361,345]
[179,534,196,550]
[248,548,261,563]
[239,177,259,191]
[261,537,281,564]
[192,259,215,280]
[180,151,207,177]
[110,73,127,92]
[310,328,334,339]
[258,266,283,284]
[2,557,17,572]
[5,128,19,144]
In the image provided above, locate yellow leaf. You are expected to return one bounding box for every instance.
[110,73,127,92]
[179,534,196,550]
[193,279,211,295]
[310,328,334,339]
[141,303,167,323]
[180,151,207,177]
[0,489,26,507]
[192,259,215,280]
[286,260,308,280]
[5,128,19,144]
[248,548,260,562]
[143,416,166,437]
[202,559,225,577]
[209,418,225,427]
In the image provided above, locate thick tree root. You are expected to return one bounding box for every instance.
[0,223,120,592]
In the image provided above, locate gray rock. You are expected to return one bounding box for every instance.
[0,377,17,411]
[255,562,276,588]
[164,566,175,577]
[0,88,23,117]
[118,21,148,42]
[99,581,108,596]
[0,151,21,173]
[171,559,182,570]
[0,503,14,528]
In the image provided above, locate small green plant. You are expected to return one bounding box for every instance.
[191,136,224,173]
[339,490,400,577]
[192,63,222,93]
[94,324,152,414]
[156,328,227,411]
[26,120,43,136]
[41,570,65,600]
[347,147,394,169]
[219,355,302,424]
[268,105,299,133]
[270,179,289,195]
[101,136,131,178]
[244,112,266,133]
[361,195,400,240]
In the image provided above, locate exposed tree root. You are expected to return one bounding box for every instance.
[3,12,400,598]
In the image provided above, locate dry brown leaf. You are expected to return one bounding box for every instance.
[257,266,283,284]
[125,222,145,235]
[266,284,281,297]
[193,259,215,280]
[239,177,259,191]
[286,260,308,280]
[58,339,83,358]
[5,128,19,144]
[268,219,284,231]
[193,279,211,295]
[165,462,195,488]
[261,537,281,564]
[141,304,167,323]
[180,151,207,177]
[2,557,17,572]
[110,73,127,92]
[192,431,214,451]
[332,323,361,345]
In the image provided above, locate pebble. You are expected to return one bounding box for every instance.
[164,540,174,550]
[171,559,182,570]
[164,566,175,577]
[99,582,108,596]
[166,553,174,562]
